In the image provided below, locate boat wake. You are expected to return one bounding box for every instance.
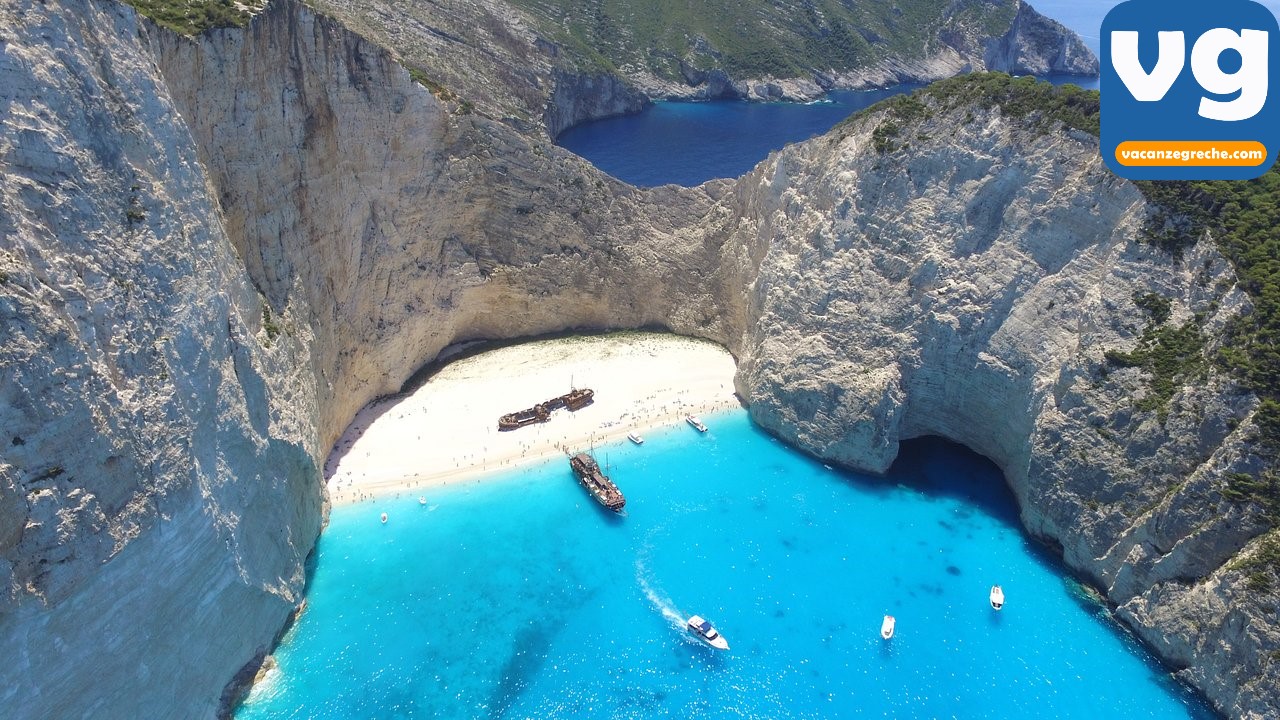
[635,556,684,630]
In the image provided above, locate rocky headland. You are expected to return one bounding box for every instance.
[298,0,1097,136]
[0,0,1274,718]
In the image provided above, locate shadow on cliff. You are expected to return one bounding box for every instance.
[398,325,688,395]
[884,436,1022,528]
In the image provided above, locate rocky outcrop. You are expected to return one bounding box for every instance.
[304,0,659,138]
[544,70,650,140]
[984,2,1100,76]
[2,0,1272,718]
[721,97,1276,718]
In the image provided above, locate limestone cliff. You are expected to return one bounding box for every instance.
[498,0,1097,103]
[303,0,653,137]
[0,0,322,716]
[1,0,1274,718]
[144,0,745,461]
[983,1,1100,77]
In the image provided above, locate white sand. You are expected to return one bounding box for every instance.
[324,332,739,505]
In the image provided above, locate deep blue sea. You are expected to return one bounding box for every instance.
[238,411,1212,719]
[557,87,921,187]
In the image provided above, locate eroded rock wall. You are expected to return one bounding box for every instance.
[146,0,741,458]
[984,1,1101,77]
[0,0,322,716]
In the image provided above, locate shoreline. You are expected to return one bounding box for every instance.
[324,333,739,507]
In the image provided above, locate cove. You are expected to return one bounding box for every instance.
[556,87,921,187]
[555,77,1101,188]
[237,410,1213,719]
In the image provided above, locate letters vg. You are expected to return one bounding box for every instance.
[1112,27,1269,121]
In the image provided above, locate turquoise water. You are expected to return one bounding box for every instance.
[238,410,1212,719]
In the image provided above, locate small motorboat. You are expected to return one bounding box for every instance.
[418,496,427,505]
[685,415,708,433]
[686,615,729,650]
[990,585,1005,610]
[880,615,895,640]
[628,432,645,445]
[380,512,388,524]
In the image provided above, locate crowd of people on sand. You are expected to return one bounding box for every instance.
[325,383,743,508]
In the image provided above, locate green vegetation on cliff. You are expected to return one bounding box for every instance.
[850,73,1100,138]
[1103,307,1207,419]
[505,0,1019,80]
[1135,170,1280,447]
[121,0,266,34]
[1229,530,1280,590]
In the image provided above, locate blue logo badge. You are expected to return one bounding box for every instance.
[1101,0,1279,180]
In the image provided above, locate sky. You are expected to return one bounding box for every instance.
[1032,0,1280,56]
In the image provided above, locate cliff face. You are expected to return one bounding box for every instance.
[722,98,1276,718]
[2,0,1275,718]
[984,2,1101,77]
[305,0,654,137]
[0,0,322,716]
[145,0,746,459]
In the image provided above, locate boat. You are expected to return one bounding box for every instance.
[418,496,427,505]
[380,512,388,524]
[685,414,708,432]
[990,585,1005,610]
[627,432,644,445]
[499,388,594,431]
[568,452,626,512]
[561,387,595,411]
[686,615,729,650]
[880,614,895,640]
[498,403,550,431]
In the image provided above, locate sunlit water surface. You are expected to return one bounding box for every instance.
[239,411,1212,719]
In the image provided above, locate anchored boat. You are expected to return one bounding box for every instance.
[686,615,729,650]
[627,432,644,445]
[880,615,895,640]
[685,414,708,432]
[990,585,1005,610]
[569,452,625,512]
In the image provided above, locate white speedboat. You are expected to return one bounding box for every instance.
[880,614,895,640]
[990,585,1005,610]
[686,615,729,650]
[628,432,644,445]
[686,415,708,433]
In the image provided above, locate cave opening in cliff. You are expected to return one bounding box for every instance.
[886,436,1022,528]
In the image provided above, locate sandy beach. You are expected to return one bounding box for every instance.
[324,332,740,505]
